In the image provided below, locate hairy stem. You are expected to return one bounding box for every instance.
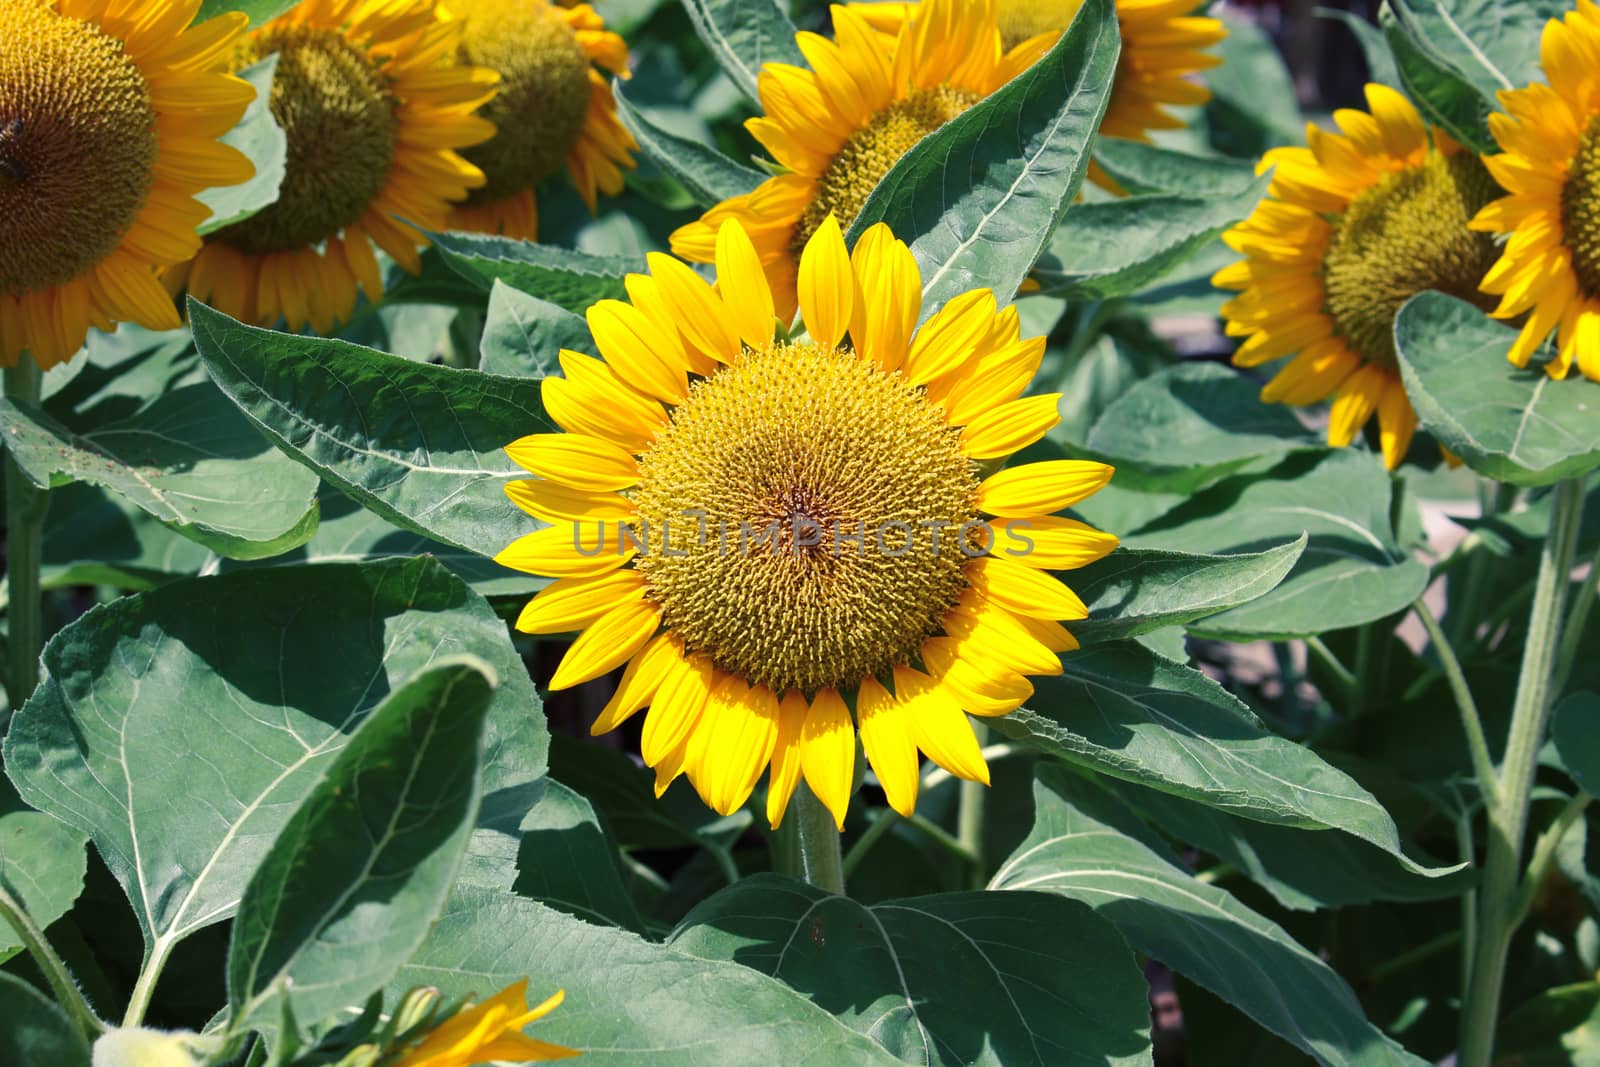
[0,880,102,1039]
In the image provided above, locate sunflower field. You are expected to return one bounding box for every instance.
[5,0,1600,1063]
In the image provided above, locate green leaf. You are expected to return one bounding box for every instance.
[395,885,906,1065]
[1033,176,1268,301]
[3,558,547,973]
[679,0,803,103]
[189,301,549,557]
[1498,981,1600,1067]
[992,641,1420,856]
[0,973,90,1067]
[500,781,646,933]
[0,782,88,965]
[1386,0,1564,102]
[991,767,1427,1067]
[848,0,1120,313]
[429,231,631,314]
[40,483,211,591]
[1085,362,1321,492]
[1383,12,1494,153]
[614,82,764,206]
[1092,140,1259,197]
[227,656,495,1037]
[1395,292,1600,486]
[1128,450,1431,639]
[1204,12,1302,156]
[1110,782,1469,910]
[197,56,286,235]
[195,0,297,27]
[1553,692,1600,794]
[479,280,592,378]
[0,384,319,561]
[1066,538,1306,646]
[670,875,1153,1066]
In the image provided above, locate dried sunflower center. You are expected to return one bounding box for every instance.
[997,0,1076,49]
[457,0,591,206]
[1322,150,1500,370]
[794,84,982,254]
[215,26,396,254]
[1561,114,1600,298]
[0,0,156,296]
[631,343,980,694]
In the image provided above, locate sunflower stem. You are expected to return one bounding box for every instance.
[1413,597,1498,806]
[0,879,103,1041]
[785,782,844,894]
[4,358,47,710]
[1460,474,1587,1067]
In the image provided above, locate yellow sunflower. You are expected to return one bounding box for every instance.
[443,0,636,240]
[848,0,1226,186]
[496,216,1116,827]
[179,0,497,335]
[1471,1,1600,381]
[392,981,575,1066]
[668,0,1050,321]
[0,0,254,369]
[1213,84,1503,469]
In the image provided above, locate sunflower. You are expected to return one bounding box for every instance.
[847,0,1227,185]
[443,0,635,240]
[0,0,254,369]
[668,0,1050,321]
[1213,84,1503,469]
[496,216,1115,827]
[392,981,575,1066]
[178,0,497,335]
[1471,1,1600,381]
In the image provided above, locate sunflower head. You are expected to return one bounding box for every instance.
[0,0,255,368]
[496,216,1116,827]
[1214,84,1502,469]
[447,0,636,240]
[1472,2,1600,382]
[180,0,497,335]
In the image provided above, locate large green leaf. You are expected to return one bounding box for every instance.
[1033,177,1268,301]
[3,559,547,976]
[190,302,548,557]
[1383,11,1495,154]
[429,231,631,314]
[848,0,1120,313]
[614,83,764,207]
[40,483,211,592]
[992,641,1425,859]
[393,885,906,1066]
[1066,539,1306,645]
[195,0,297,27]
[0,383,319,561]
[0,973,90,1067]
[197,56,287,235]
[499,780,646,933]
[227,657,494,1037]
[0,781,88,964]
[991,767,1427,1067]
[679,0,803,103]
[1091,140,1258,197]
[1395,292,1600,486]
[1085,362,1321,492]
[1127,450,1431,639]
[478,280,592,378]
[1387,0,1564,102]
[670,875,1152,1066]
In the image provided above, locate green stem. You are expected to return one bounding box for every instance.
[1413,597,1499,804]
[1511,791,1592,927]
[956,723,988,890]
[1305,635,1357,702]
[122,935,174,1028]
[1350,624,1375,717]
[1460,475,1587,1067]
[4,359,46,709]
[785,783,843,894]
[0,880,102,1039]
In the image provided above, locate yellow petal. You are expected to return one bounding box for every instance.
[586,300,689,403]
[716,219,777,349]
[857,677,919,818]
[895,666,990,785]
[495,523,636,577]
[766,691,808,828]
[640,651,716,765]
[848,222,921,371]
[800,688,856,829]
[967,555,1087,620]
[903,289,997,386]
[921,636,1034,716]
[505,480,633,525]
[505,433,640,491]
[797,214,853,349]
[689,678,780,816]
[1376,377,1417,470]
[514,569,647,635]
[549,597,662,690]
[957,392,1060,460]
[977,461,1114,516]
[591,633,682,735]
[989,516,1119,571]
[1327,364,1387,448]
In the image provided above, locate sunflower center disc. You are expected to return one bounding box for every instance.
[0,0,156,296]
[458,0,592,206]
[1561,115,1600,298]
[215,26,397,254]
[795,84,981,254]
[997,0,1075,49]
[1322,150,1500,370]
[631,343,980,694]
